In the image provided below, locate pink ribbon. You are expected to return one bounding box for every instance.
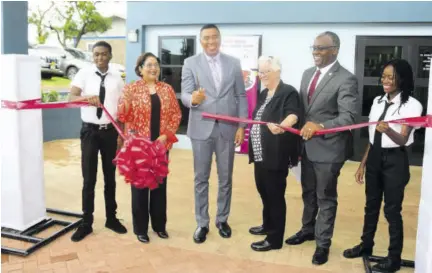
[2,98,169,189]
[102,105,169,189]
[1,99,88,110]
[202,113,432,136]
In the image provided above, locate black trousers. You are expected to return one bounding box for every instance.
[80,123,118,225]
[361,145,410,260]
[254,162,288,248]
[300,152,344,249]
[131,177,167,235]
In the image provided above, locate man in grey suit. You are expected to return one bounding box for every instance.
[285,31,359,265]
[181,24,248,244]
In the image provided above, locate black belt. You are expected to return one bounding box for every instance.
[82,122,114,130]
[371,144,406,154]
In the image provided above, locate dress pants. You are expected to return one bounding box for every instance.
[361,145,410,260]
[131,177,167,235]
[254,162,288,248]
[80,123,118,226]
[191,122,235,228]
[300,151,344,249]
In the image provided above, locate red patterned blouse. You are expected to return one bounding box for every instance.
[117,79,182,150]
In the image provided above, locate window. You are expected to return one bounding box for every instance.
[86,42,95,52]
[65,48,87,60]
[159,36,196,134]
[364,46,402,77]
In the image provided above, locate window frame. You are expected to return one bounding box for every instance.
[158,35,197,134]
[158,35,197,68]
[86,42,95,52]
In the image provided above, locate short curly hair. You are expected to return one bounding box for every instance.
[135,52,160,77]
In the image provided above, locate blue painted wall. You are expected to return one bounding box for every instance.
[42,109,82,142]
[128,1,432,26]
[125,1,432,82]
[1,1,28,54]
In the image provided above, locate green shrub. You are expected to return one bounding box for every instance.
[41,90,59,102]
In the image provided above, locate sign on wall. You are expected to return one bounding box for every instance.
[221,35,262,154]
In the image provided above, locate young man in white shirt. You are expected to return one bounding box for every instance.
[69,41,127,242]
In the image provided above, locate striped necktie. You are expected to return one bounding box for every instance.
[209,58,221,91]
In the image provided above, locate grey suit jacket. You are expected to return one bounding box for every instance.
[299,61,359,163]
[181,52,248,141]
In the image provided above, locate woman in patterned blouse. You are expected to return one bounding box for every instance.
[117,52,182,243]
[248,56,302,252]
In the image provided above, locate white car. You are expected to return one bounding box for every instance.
[33,45,126,80]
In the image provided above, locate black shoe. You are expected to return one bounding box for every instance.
[216,222,232,238]
[312,247,329,265]
[137,234,150,243]
[372,256,401,272]
[71,224,93,242]
[156,231,169,239]
[285,230,315,245]
[249,225,267,235]
[193,227,209,244]
[105,218,127,234]
[251,240,280,252]
[343,243,373,259]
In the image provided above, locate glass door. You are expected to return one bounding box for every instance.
[410,39,432,162]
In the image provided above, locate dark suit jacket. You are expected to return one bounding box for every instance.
[299,61,359,163]
[248,80,303,171]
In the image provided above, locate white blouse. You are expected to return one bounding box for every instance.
[368,93,423,148]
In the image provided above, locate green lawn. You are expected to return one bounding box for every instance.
[41,77,71,90]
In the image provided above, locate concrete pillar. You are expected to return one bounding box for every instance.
[1,55,46,231]
[1,1,45,231]
[415,61,432,272]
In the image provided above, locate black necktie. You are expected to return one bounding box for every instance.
[373,101,393,148]
[96,72,107,119]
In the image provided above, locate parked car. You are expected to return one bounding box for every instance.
[34,45,126,80]
[28,44,63,79]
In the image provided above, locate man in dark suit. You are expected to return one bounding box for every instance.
[284,31,359,265]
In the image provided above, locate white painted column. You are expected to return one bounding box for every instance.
[415,61,432,273]
[0,55,47,231]
[0,2,2,49]
[0,0,3,228]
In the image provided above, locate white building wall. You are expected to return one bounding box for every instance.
[145,23,432,149]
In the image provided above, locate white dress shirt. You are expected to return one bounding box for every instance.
[368,93,423,147]
[71,64,124,125]
[307,60,337,93]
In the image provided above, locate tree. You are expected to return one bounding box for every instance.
[28,3,55,44]
[48,1,112,48]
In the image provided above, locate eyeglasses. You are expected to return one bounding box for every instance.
[381,74,395,81]
[258,70,272,76]
[143,64,159,69]
[201,35,220,42]
[310,45,338,52]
